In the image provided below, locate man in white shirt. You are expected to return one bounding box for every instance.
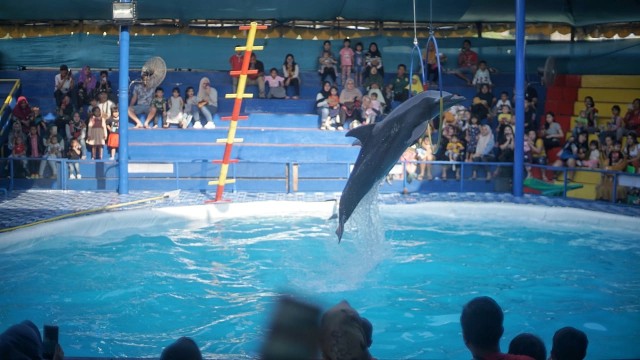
[54,64,77,109]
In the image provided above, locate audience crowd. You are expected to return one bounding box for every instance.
[0,296,590,360]
[2,39,639,203]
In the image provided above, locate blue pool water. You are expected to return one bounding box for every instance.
[0,202,638,359]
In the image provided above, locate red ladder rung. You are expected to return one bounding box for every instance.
[229,70,258,76]
[220,116,248,121]
[212,159,239,164]
[239,25,268,30]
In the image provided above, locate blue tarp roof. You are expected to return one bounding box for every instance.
[1,0,639,27]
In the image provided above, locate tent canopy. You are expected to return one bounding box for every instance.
[1,0,638,27]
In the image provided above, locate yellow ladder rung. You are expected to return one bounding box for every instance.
[208,179,236,185]
[216,138,244,143]
[225,94,254,99]
[235,46,264,51]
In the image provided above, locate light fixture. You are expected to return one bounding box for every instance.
[112,1,137,23]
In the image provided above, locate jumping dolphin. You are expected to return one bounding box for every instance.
[336,91,464,241]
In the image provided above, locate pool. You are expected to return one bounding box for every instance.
[0,200,638,359]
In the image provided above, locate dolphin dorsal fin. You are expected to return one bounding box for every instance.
[345,124,375,146]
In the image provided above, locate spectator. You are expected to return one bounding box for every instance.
[494,125,515,178]
[542,111,564,151]
[623,132,640,171]
[364,42,384,79]
[417,136,435,180]
[360,95,377,125]
[165,87,185,128]
[363,66,384,92]
[552,132,588,181]
[550,327,588,360]
[97,89,115,122]
[523,99,537,134]
[283,53,301,100]
[145,87,167,128]
[465,115,481,163]
[127,73,154,128]
[621,98,640,137]
[195,77,218,129]
[184,86,197,127]
[600,104,623,143]
[11,96,33,134]
[407,75,424,96]
[96,70,114,102]
[455,39,478,85]
[460,296,534,360]
[470,124,496,180]
[67,137,83,179]
[247,53,266,98]
[160,337,202,360]
[229,46,243,93]
[38,132,63,178]
[494,91,512,115]
[265,68,286,99]
[470,84,495,122]
[422,41,446,86]
[7,121,26,155]
[54,64,76,108]
[596,146,628,201]
[77,65,97,107]
[319,300,374,360]
[353,42,365,87]
[31,105,46,134]
[339,38,354,86]
[392,64,409,102]
[319,40,334,59]
[367,87,385,115]
[26,125,44,178]
[9,135,29,177]
[527,129,548,181]
[318,50,338,85]
[472,60,492,91]
[323,86,341,130]
[0,320,64,360]
[56,94,74,141]
[525,83,539,109]
[582,96,598,132]
[106,106,120,160]
[339,78,363,129]
[86,107,107,160]
[509,333,547,360]
[580,139,600,169]
[66,111,87,158]
[444,133,464,179]
[316,81,332,127]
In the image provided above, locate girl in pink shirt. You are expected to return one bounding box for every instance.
[339,38,355,87]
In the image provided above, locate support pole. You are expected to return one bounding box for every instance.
[117,0,131,194]
[513,0,526,197]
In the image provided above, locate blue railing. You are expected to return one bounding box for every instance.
[1,157,639,205]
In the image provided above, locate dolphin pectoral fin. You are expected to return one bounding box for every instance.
[411,121,430,144]
[345,124,375,145]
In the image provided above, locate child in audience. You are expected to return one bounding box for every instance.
[600,104,623,142]
[361,95,378,125]
[9,136,29,177]
[465,116,480,162]
[65,111,87,159]
[67,137,82,179]
[266,68,286,99]
[184,86,197,127]
[26,125,44,178]
[572,110,588,138]
[165,87,185,128]
[86,107,107,160]
[146,87,167,128]
[369,92,382,119]
[417,136,435,180]
[494,91,512,115]
[38,133,63,178]
[339,38,354,86]
[96,70,114,101]
[318,50,338,85]
[322,86,341,130]
[97,90,115,121]
[30,106,44,131]
[383,84,394,113]
[472,60,492,91]
[106,106,120,160]
[353,42,365,87]
[445,134,464,173]
[581,140,600,168]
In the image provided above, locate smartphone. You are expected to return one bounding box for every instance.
[42,325,59,359]
[260,296,321,360]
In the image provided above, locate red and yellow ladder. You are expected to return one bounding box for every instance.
[207,22,267,203]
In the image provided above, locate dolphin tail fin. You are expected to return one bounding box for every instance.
[335,223,344,243]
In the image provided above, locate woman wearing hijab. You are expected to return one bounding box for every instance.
[77,65,97,106]
[407,75,424,96]
[364,42,384,79]
[339,78,364,129]
[316,81,332,128]
[470,124,496,180]
[12,96,33,133]
[194,77,218,129]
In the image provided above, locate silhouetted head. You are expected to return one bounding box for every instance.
[320,300,373,360]
[160,337,202,360]
[0,320,43,360]
[460,296,504,351]
[509,333,547,360]
[550,327,588,360]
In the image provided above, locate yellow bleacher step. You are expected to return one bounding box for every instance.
[567,183,598,200]
[573,170,601,184]
[581,75,640,89]
[577,88,639,103]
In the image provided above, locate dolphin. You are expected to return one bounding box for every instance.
[336,91,464,241]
